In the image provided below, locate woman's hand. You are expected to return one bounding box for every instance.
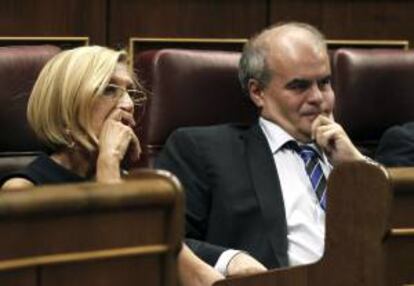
[96,109,141,183]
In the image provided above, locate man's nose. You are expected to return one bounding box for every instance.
[308,83,323,103]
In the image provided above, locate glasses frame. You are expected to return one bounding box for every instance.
[103,83,147,107]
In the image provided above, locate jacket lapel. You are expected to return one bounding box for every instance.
[242,123,289,267]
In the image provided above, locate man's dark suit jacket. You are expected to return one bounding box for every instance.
[155,123,289,269]
[376,122,414,167]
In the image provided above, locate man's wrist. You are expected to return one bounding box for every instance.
[214,249,241,276]
[363,155,380,166]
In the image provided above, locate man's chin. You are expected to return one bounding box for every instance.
[292,127,313,143]
[299,135,313,143]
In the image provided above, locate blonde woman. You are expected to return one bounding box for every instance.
[1,46,223,285]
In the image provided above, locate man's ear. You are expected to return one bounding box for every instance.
[248,78,265,108]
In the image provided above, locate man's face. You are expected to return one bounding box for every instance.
[252,41,334,142]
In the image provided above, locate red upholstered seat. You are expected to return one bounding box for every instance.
[333,48,414,156]
[3,47,413,172]
[0,45,61,175]
[134,49,257,167]
[133,48,414,165]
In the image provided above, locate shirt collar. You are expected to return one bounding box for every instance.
[258,117,324,158]
[259,117,296,154]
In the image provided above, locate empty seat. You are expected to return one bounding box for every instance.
[333,48,414,156]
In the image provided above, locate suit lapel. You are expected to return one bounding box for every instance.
[242,123,289,267]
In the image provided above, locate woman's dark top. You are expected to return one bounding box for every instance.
[1,153,87,186]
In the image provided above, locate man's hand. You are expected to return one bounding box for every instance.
[226,252,267,277]
[312,115,365,166]
[179,244,224,286]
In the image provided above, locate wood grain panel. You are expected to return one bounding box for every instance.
[269,0,323,28]
[269,0,412,44]
[108,0,267,48]
[0,0,106,44]
[0,268,36,286]
[2,1,413,48]
[321,1,414,42]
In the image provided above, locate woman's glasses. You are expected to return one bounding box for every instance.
[103,84,147,107]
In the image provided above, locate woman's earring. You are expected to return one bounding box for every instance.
[65,129,75,149]
[67,140,75,149]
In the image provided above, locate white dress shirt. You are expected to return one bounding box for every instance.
[215,118,331,274]
[260,117,330,266]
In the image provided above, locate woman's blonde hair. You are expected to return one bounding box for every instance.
[27,45,130,152]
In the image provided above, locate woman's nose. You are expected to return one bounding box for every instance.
[118,91,134,113]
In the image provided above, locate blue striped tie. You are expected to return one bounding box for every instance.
[285,142,327,210]
[298,145,327,210]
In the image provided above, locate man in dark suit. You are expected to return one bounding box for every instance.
[376,122,414,166]
[155,22,366,276]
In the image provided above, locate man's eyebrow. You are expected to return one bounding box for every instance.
[318,75,332,82]
[285,75,332,88]
[285,78,311,89]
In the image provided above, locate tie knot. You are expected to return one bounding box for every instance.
[283,141,319,162]
[298,145,318,161]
